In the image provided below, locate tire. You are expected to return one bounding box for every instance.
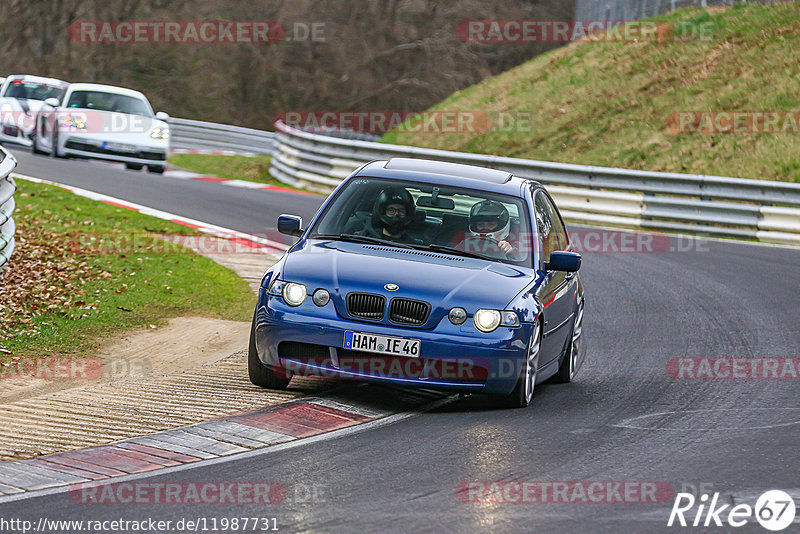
[31,133,45,155]
[125,163,144,171]
[248,313,291,389]
[495,320,541,408]
[553,302,583,384]
[148,165,165,174]
[51,126,65,158]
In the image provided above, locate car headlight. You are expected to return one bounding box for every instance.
[500,311,521,327]
[62,115,85,129]
[268,279,306,306]
[472,309,520,332]
[474,309,501,332]
[151,127,169,139]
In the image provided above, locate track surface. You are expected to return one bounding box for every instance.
[3,148,799,533]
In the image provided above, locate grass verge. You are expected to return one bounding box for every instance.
[382,2,800,182]
[169,153,318,193]
[0,179,255,359]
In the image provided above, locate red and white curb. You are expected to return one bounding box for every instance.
[12,173,289,256]
[0,387,449,498]
[161,168,316,195]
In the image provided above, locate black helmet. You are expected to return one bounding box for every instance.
[469,200,510,240]
[372,187,416,234]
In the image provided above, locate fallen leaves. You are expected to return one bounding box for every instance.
[0,218,112,340]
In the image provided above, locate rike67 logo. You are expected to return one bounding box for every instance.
[668,489,796,531]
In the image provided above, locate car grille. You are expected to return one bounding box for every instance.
[389,298,430,326]
[346,293,385,321]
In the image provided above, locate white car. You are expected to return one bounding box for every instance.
[0,75,69,147]
[34,82,170,173]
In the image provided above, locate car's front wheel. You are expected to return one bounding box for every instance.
[148,165,165,174]
[51,126,65,158]
[553,302,583,383]
[248,313,291,390]
[496,320,541,408]
[125,163,144,171]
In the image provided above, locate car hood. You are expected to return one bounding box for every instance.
[0,97,47,113]
[282,239,535,324]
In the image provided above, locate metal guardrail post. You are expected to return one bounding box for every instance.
[0,147,19,269]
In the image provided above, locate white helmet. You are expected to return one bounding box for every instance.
[469,200,510,242]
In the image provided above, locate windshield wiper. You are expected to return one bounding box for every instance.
[415,243,494,261]
[311,233,414,249]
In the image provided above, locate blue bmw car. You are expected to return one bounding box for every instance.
[249,158,584,408]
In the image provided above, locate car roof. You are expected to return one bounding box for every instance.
[67,83,147,100]
[4,74,69,88]
[354,158,538,196]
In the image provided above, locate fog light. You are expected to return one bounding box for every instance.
[474,309,501,333]
[448,307,467,325]
[312,289,330,307]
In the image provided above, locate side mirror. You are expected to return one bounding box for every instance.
[44,97,60,107]
[155,111,169,121]
[277,214,303,237]
[545,251,581,272]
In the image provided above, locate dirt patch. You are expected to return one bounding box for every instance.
[1,317,251,404]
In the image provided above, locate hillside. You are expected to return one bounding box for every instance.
[383,2,800,182]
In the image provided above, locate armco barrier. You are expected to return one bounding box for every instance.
[0,146,19,268]
[168,117,275,155]
[270,120,800,245]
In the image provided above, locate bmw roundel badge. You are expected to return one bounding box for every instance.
[384,283,399,291]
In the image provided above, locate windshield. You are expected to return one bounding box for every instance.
[66,90,153,117]
[309,177,535,267]
[3,80,66,101]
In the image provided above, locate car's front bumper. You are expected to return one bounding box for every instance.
[62,136,167,165]
[254,288,533,395]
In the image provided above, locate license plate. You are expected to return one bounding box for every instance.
[102,141,137,152]
[344,331,420,357]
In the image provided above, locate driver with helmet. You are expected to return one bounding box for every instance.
[355,187,422,244]
[468,200,517,255]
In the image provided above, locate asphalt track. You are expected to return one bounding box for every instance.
[2,147,799,533]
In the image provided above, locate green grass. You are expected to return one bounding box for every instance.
[382,2,800,182]
[1,180,255,358]
[169,153,317,193]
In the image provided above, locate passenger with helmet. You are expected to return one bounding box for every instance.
[354,187,422,244]
[466,200,517,255]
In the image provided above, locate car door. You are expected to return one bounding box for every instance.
[534,189,576,366]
